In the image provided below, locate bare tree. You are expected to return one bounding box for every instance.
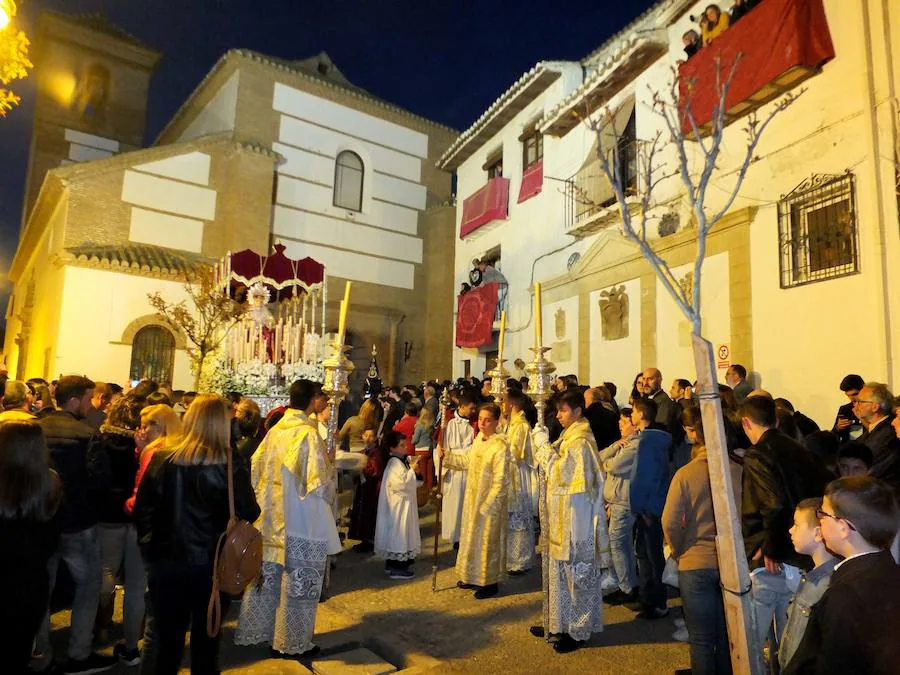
[148,267,245,389]
[582,57,802,675]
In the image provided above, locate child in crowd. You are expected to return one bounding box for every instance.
[374,431,421,579]
[783,477,900,675]
[778,498,837,671]
[348,427,383,553]
[836,441,873,477]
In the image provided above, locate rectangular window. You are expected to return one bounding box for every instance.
[778,173,858,288]
[484,149,503,180]
[522,131,543,169]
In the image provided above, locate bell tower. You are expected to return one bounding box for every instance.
[20,11,161,227]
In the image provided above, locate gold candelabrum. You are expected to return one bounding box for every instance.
[525,283,556,430]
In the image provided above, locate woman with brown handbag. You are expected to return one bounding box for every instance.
[134,395,260,675]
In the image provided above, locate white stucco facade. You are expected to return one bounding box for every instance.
[446,0,900,428]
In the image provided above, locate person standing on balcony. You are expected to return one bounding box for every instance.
[701,4,731,45]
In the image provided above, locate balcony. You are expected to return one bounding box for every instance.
[460,177,510,239]
[678,0,835,136]
[565,141,640,238]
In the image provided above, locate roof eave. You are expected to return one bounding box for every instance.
[541,37,668,137]
[437,64,567,171]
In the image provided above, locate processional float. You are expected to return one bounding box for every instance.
[211,244,329,413]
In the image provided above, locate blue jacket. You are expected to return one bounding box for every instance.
[629,428,672,517]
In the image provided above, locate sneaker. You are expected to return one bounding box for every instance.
[389,569,414,580]
[114,643,141,667]
[672,626,690,642]
[64,653,116,675]
[603,589,636,605]
[637,607,670,620]
[673,617,686,629]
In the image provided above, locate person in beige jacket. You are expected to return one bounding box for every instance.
[662,406,740,675]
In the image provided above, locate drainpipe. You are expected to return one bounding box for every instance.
[861,0,898,387]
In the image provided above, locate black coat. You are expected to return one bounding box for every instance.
[585,402,620,450]
[650,389,683,446]
[90,426,138,524]
[832,401,862,443]
[38,411,103,533]
[860,417,900,494]
[741,429,831,567]
[783,551,900,675]
[134,450,260,567]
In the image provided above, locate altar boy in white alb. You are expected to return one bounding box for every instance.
[441,393,477,546]
[235,380,342,658]
[530,388,611,654]
[374,430,422,579]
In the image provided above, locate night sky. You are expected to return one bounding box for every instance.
[0,0,657,286]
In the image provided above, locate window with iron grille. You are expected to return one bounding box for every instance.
[130,325,176,385]
[777,172,858,288]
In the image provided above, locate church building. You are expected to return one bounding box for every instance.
[5,11,458,389]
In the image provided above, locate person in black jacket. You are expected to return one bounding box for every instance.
[35,375,117,674]
[739,396,831,648]
[92,395,145,665]
[584,386,621,449]
[783,476,900,675]
[134,394,260,675]
[0,421,62,671]
[856,382,900,495]
[832,373,864,443]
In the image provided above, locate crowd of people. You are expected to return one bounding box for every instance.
[0,362,898,674]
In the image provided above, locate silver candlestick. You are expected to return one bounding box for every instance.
[525,346,556,431]
[486,356,509,403]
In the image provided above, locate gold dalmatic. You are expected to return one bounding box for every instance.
[444,432,511,586]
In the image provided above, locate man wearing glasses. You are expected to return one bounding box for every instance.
[856,382,900,495]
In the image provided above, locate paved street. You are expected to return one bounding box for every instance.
[49,505,690,674]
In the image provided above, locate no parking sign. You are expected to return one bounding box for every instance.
[717,344,730,370]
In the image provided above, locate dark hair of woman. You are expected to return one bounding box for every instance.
[0,421,61,521]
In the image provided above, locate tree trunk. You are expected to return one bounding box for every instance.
[691,334,764,675]
[194,351,206,391]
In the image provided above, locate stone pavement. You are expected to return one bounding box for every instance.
[47,505,691,674]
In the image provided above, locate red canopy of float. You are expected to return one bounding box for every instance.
[220,244,325,300]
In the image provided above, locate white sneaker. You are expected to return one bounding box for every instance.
[673,617,686,629]
[672,626,690,642]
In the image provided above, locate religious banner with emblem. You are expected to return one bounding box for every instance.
[455,282,499,348]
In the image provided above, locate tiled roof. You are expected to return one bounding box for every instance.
[156,49,458,144]
[63,244,213,279]
[540,34,668,136]
[436,61,571,170]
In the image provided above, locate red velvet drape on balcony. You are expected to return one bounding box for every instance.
[460,177,510,239]
[456,282,499,348]
[678,0,835,133]
[518,161,544,204]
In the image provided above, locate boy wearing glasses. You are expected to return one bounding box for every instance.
[778,498,837,671]
[783,477,900,675]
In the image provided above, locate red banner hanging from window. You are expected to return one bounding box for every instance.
[455,282,499,348]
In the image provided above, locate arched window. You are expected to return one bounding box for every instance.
[333,150,364,211]
[129,326,175,385]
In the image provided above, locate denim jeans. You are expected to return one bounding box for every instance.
[607,504,637,593]
[750,568,792,644]
[34,526,102,661]
[98,523,146,650]
[679,568,732,675]
[634,514,666,611]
